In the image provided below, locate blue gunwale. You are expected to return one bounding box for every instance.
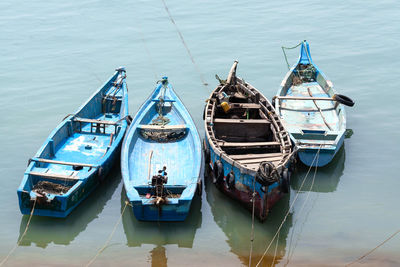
[17,68,129,218]
[275,41,346,167]
[121,78,202,222]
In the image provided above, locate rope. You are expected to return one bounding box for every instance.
[281,42,303,70]
[85,201,129,267]
[136,27,158,80]
[0,199,37,266]
[283,150,320,266]
[270,231,280,267]
[255,145,322,267]
[160,0,208,87]
[345,229,400,267]
[248,175,257,266]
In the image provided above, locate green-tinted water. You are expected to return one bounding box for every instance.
[1,0,399,266]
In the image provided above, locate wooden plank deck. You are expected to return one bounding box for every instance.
[217,141,281,147]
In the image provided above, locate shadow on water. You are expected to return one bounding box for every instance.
[121,188,202,248]
[18,165,122,248]
[291,145,346,193]
[121,187,202,266]
[204,172,293,267]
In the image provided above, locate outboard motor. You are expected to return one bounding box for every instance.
[151,166,168,205]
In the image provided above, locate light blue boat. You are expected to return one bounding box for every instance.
[17,68,129,217]
[275,41,354,167]
[121,77,202,221]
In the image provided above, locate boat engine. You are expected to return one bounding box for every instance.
[151,166,168,205]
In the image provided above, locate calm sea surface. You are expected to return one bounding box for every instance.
[1,0,399,266]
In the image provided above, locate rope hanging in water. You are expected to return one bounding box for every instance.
[0,199,37,267]
[255,145,322,267]
[248,173,257,267]
[282,150,320,266]
[281,41,303,70]
[160,0,208,88]
[345,229,400,267]
[85,201,130,267]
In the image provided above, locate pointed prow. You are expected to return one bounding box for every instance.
[226,60,238,85]
[299,40,313,65]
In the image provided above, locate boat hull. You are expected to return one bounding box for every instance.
[17,68,128,218]
[296,133,344,167]
[121,78,202,222]
[130,198,192,222]
[205,139,286,222]
[17,145,120,218]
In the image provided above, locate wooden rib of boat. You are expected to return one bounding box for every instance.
[203,61,293,221]
[17,68,129,218]
[275,41,353,167]
[121,77,202,222]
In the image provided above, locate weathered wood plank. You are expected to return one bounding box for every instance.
[138,124,186,132]
[276,96,334,101]
[237,156,282,164]
[217,141,281,147]
[229,103,261,109]
[214,118,270,124]
[229,153,282,160]
[74,117,117,125]
[31,158,95,168]
[28,171,79,181]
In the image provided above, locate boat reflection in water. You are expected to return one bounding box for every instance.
[18,166,121,248]
[121,188,202,266]
[291,145,345,193]
[205,173,292,266]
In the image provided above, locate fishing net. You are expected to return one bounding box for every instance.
[32,181,71,195]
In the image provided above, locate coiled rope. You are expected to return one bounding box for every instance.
[254,145,322,267]
[0,199,37,266]
[160,0,208,88]
[85,201,130,267]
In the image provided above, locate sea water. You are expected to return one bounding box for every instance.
[0,0,399,266]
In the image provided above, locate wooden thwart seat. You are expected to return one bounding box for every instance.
[229,103,261,109]
[28,171,79,181]
[73,117,118,125]
[276,96,334,101]
[214,118,270,124]
[217,141,281,147]
[229,153,282,160]
[238,157,282,164]
[31,158,96,168]
[138,124,187,132]
[74,117,119,134]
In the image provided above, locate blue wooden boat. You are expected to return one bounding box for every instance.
[121,77,202,221]
[274,41,354,167]
[204,61,293,221]
[17,68,129,218]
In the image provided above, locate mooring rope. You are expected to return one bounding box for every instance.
[160,0,208,88]
[281,41,303,70]
[85,201,129,267]
[283,150,320,266]
[136,27,159,80]
[270,231,280,267]
[255,145,322,267]
[345,229,400,267]
[0,199,37,267]
[248,175,257,266]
